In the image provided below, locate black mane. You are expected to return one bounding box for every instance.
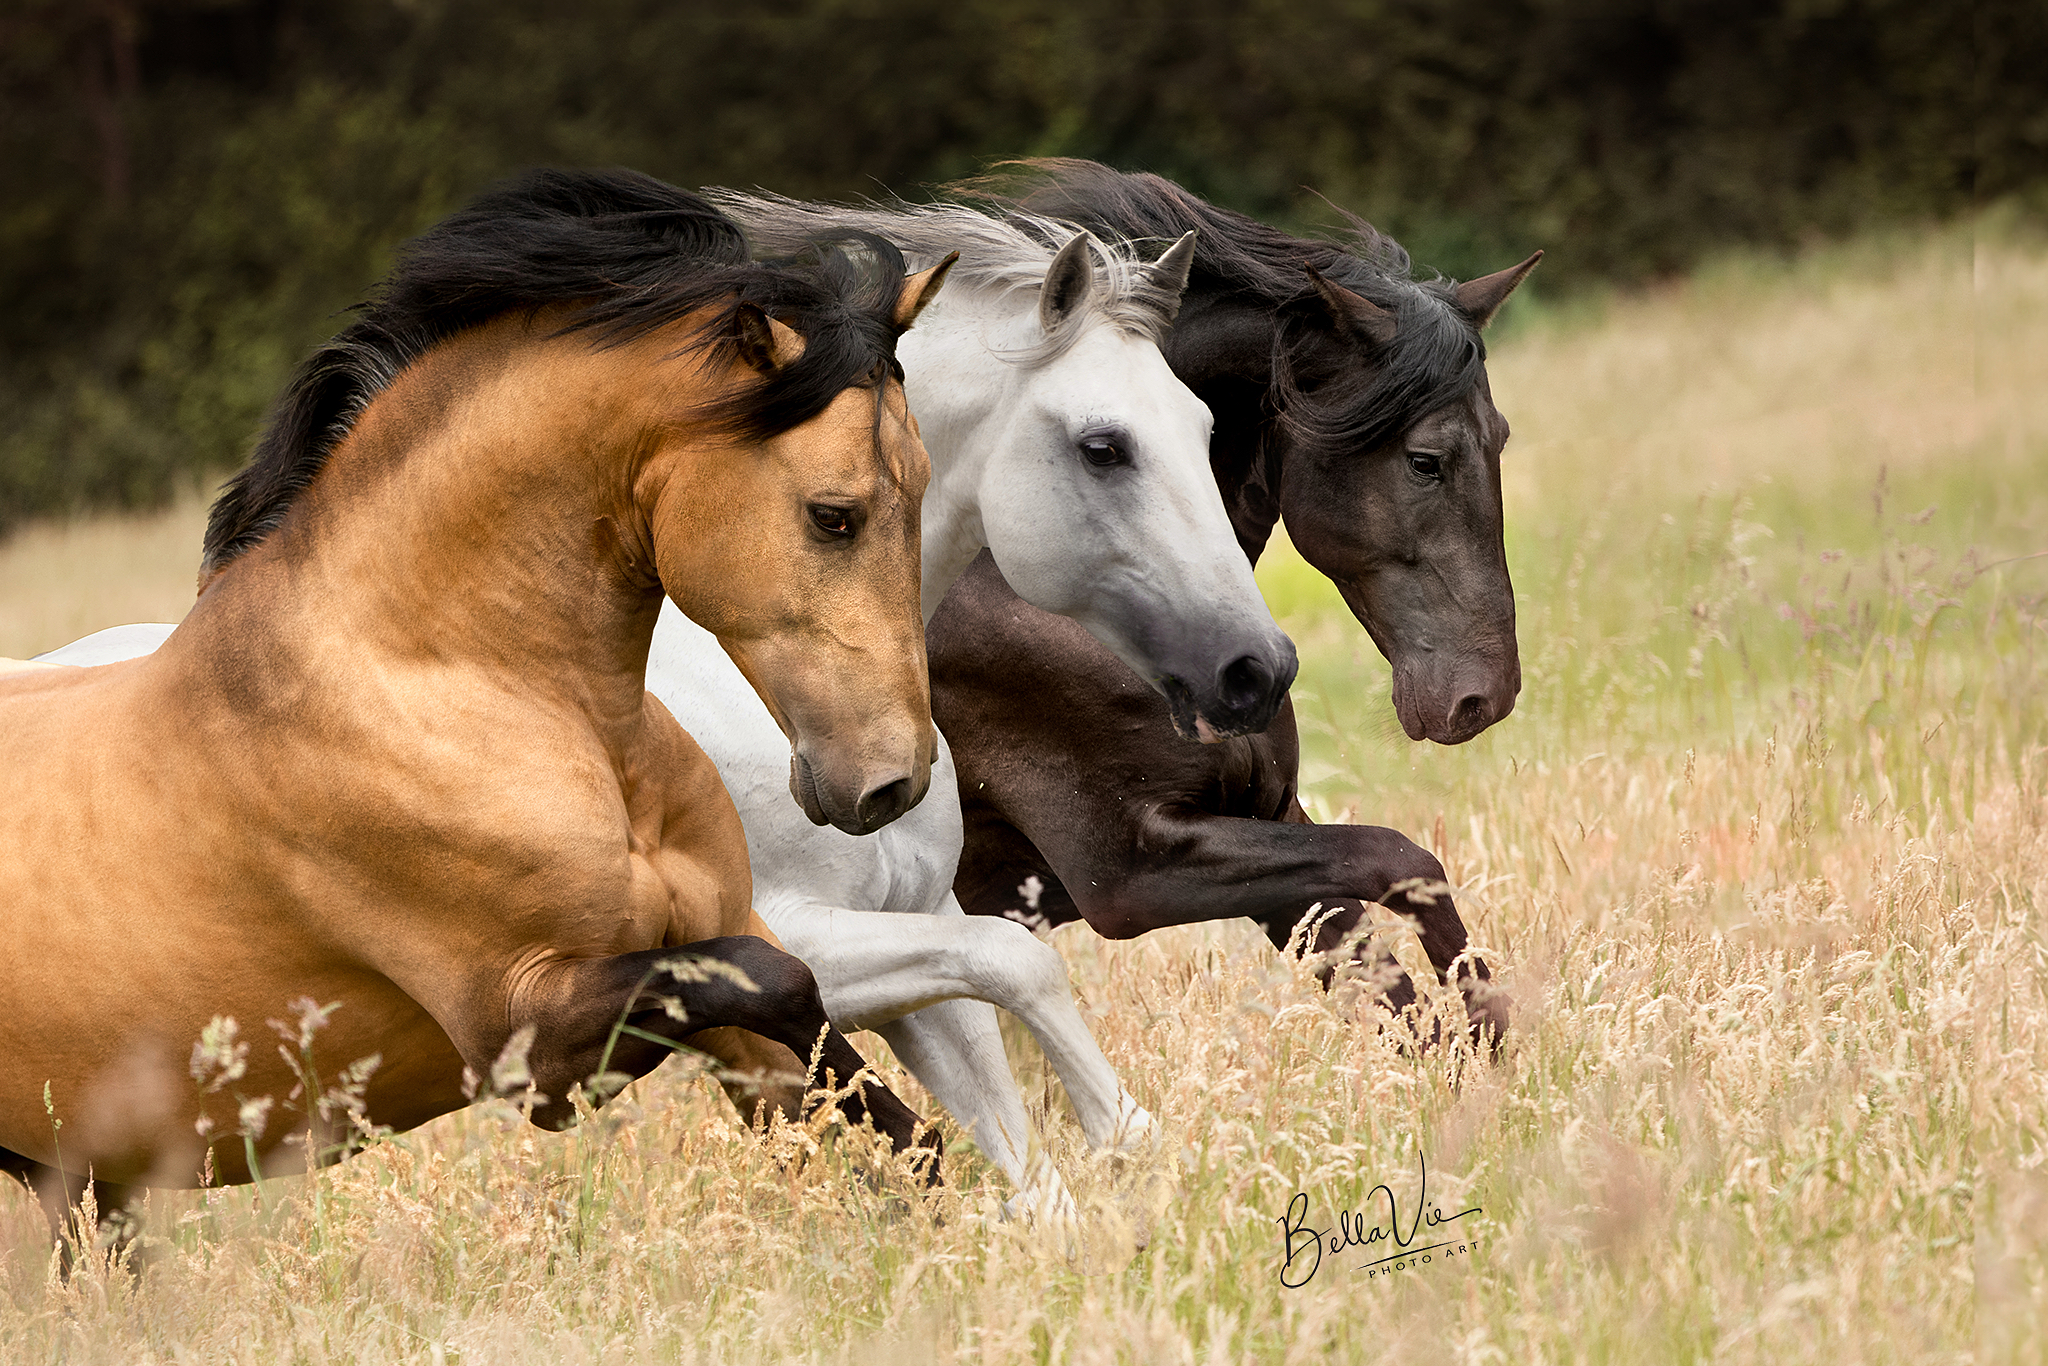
[955,159,1486,457]
[202,168,907,574]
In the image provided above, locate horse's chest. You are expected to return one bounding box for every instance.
[1158,732,1294,823]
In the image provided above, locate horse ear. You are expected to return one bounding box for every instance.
[1454,250,1543,329]
[1148,229,1198,302]
[893,251,959,332]
[1304,264,1396,347]
[733,303,807,374]
[1039,232,1098,330]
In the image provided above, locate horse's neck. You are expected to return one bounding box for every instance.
[900,292,1019,621]
[1166,295,1288,566]
[198,326,663,728]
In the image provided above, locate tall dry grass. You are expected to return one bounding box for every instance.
[0,216,2039,1363]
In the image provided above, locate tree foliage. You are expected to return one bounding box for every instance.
[2,0,2038,527]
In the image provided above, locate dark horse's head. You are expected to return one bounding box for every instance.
[983,161,1539,746]
[1264,251,1539,745]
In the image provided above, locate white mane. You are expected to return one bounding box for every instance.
[706,189,1187,366]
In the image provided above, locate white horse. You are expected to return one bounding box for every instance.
[38,198,1298,1218]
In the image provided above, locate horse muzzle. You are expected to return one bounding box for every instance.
[1158,632,1300,743]
[789,749,933,836]
[1391,650,1520,745]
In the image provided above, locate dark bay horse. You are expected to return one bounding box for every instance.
[931,161,1539,1039]
[0,170,953,1219]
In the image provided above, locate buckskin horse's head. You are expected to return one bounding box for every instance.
[1266,251,1541,746]
[646,251,956,835]
[196,171,955,836]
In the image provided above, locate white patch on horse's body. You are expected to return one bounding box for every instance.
[34,623,178,667]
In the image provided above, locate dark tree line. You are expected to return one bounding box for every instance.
[2,0,2039,529]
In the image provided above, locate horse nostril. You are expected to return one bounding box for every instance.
[853,776,919,832]
[1449,693,1492,735]
[1217,654,1271,714]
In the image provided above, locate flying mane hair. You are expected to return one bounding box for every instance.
[201,168,909,575]
[703,188,1186,367]
[950,158,1487,456]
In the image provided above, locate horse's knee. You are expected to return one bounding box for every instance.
[978,917,1073,1004]
[1362,834,1490,985]
[517,938,822,1114]
[1379,839,1446,897]
[699,935,817,1002]
[671,936,836,1055]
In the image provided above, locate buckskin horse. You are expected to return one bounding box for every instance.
[932,161,1539,1041]
[0,169,952,1225]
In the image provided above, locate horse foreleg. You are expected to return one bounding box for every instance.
[504,935,941,1183]
[769,898,1154,1155]
[870,1001,1072,1221]
[993,801,1507,1043]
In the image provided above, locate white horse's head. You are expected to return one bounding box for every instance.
[713,195,1295,740]
[909,223,1297,739]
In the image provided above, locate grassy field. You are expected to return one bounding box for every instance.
[0,216,2040,1363]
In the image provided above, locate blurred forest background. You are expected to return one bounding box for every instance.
[2,0,2042,532]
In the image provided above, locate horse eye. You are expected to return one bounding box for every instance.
[809,504,855,537]
[1080,439,1125,468]
[1407,451,1444,481]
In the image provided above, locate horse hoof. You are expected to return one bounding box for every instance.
[1462,979,1512,1054]
[1003,1169,1079,1230]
